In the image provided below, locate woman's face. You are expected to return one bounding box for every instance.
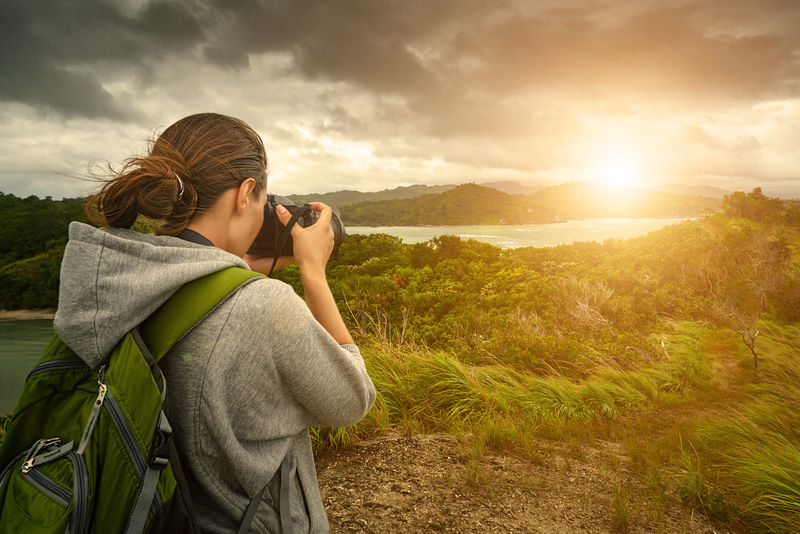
[232,182,267,257]
[246,185,268,247]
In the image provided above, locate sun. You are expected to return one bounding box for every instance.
[598,155,638,190]
[577,124,649,191]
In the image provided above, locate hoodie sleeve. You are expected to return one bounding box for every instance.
[202,278,376,441]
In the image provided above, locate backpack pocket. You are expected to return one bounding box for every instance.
[0,439,88,534]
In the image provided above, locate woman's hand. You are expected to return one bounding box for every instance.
[276,202,335,275]
[275,201,353,344]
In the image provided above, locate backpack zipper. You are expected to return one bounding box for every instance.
[104,391,147,476]
[27,358,86,379]
[104,389,162,514]
[23,468,71,507]
[68,451,88,534]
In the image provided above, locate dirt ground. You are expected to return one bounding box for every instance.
[316,433,736,534]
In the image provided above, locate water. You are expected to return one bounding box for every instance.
[0,217,688,414]
[0,319,54,414]
[348,217,689,248]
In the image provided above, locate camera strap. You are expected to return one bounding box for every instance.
[268,205,314,277]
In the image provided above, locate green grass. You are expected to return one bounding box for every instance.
[310,320,800,533]
[611,485,631,533]
[681,320,800,533]
[2,315,792,532]
[312,322,714,453]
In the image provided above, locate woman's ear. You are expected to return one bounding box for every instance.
[235,178,257,212]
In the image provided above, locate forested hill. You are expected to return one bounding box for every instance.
[340,182,721,226]
[286,184,457,207]
[340,184,560,226]
[285,181,546,207]
[0,193,88,266]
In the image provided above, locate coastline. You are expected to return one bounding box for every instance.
[347,216,694,228]
[0,309,56,321]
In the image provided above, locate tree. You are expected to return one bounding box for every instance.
[711,227,791,371]
[721,187,784,223]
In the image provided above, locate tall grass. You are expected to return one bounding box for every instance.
[313,322,713,449]
[314,320,800,532]
[685,320,800,533]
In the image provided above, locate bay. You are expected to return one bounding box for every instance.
[0,319,54,414]
[347,217,689,249]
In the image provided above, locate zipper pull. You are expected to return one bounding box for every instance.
[22,437,61,473]
[76,365,108,455]
[22,441,74,473]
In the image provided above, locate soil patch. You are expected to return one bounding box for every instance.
[316,433,733,533]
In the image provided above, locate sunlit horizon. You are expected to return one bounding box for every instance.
[1,2,799,200]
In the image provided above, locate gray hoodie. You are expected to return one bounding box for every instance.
[55,222,376,533]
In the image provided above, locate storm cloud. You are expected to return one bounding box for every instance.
[1,0,799,197]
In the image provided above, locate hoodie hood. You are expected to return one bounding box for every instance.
[55,222,249,368]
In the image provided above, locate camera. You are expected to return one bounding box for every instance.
[248,194,346,258]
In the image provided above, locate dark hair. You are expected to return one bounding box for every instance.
[87,113,267,235]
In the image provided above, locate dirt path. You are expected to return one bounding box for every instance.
[316,433,732,533]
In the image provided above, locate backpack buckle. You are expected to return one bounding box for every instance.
[148,411,173,470]
[150,456,169,469]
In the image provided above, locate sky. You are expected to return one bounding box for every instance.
[1,0,799,199]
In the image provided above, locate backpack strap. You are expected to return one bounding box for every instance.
[128,266,264,534]
[140,267,263,362]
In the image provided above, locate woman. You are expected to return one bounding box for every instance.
[54,113,376,533]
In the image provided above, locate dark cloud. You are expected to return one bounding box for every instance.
[0,0,204,119]
[191,0,800,136]
[3,0,799,130]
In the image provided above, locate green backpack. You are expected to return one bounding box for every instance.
[0,267,263,534]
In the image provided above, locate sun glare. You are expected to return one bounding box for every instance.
[598,155,638,189]
[580,127,647,191]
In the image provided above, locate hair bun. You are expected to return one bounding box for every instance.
[87,113,268,236]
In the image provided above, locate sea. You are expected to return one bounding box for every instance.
[348,217,689,248]
[0,217,687,413]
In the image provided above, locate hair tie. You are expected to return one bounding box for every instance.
[174,172,186,199]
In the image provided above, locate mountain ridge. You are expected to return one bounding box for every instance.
[340,184,559,226]
[339,182,721,226]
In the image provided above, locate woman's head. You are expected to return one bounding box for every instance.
[87,113,268,236]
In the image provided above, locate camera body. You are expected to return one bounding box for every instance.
[248,194,346,258]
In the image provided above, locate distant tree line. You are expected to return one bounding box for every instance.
[0,193,89,309]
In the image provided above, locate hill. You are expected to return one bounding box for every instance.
[340,184,559,226]
[340,182,721,226]
[286,181,547,208]
[478,180,545,195]
[286,184,457,207]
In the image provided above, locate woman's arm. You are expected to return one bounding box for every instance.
[275,202,354,345]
